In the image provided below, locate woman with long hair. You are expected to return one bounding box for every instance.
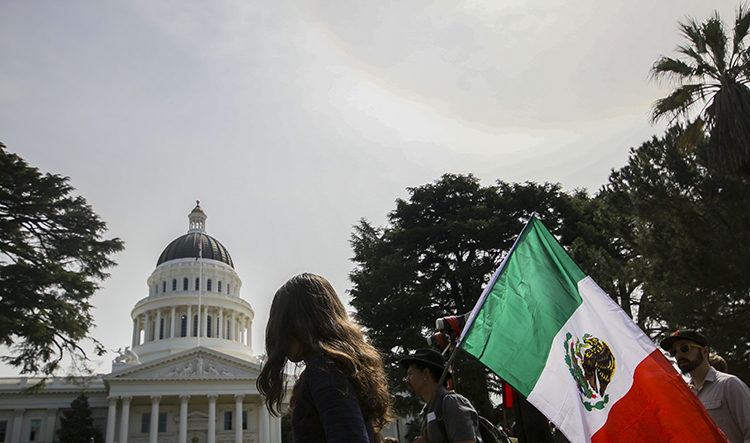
[256,273,392,442]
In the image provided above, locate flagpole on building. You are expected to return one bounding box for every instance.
[197,231,202,348]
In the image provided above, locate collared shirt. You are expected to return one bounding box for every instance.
[421,386,482,443]
[690,367,750,443]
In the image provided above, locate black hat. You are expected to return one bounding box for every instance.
[399,348,446,374]
[660,330,709,351]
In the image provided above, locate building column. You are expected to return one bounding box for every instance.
[259,403,269,443]
[179,395,190,443]
[234,394,244,443]
[207,395,218,443]
[218,309,224,339]
[119,396,132,443]
[45,408,57,443]
[171,306,176,338]
[136,315,143,347]
[132,317,139,348]
[11,409,23,443]
[149,396,161,443]
[105,397,118,443]
[157,309,163,340]
[144,312,151,342]
[270,414,281,443]
[187,305,193,337]
[202,306,208,338]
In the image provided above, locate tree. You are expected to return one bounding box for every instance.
[348,174,593,422]
[0,143,124,375]
[57,393,104,443]
[604,126,750,384]
[651,6,750,180]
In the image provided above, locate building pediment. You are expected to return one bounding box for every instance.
[104,347,262,382]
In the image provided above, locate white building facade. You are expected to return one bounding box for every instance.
[0,203,282,443]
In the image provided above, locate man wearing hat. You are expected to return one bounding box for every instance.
[661,330,750,443]
[400,349,482,443]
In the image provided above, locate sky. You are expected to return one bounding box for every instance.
[0,0,740,377]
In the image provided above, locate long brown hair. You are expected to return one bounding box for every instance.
[256,273,392,429]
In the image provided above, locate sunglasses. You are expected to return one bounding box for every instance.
[668,344,703,357]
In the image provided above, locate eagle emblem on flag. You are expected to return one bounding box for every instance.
[564,332,616,411]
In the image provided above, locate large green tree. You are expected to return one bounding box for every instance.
[57,393,104,443]
[651,6,750,180]
[0,143,124,375]
[348,174,596,422]
[604,126,750,384]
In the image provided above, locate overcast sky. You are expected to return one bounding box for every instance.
[0,0,739,377]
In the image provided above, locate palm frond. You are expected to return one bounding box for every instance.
[703,14,729,72]
[676,118,707,155]
[651,84,705,123]
[733,4,750,56]
[650,56,694,80]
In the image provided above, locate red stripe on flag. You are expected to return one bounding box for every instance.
[592,349,728,442]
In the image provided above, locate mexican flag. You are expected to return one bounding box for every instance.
[459,217,727,443]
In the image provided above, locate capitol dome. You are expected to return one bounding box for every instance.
[130,201,254,364]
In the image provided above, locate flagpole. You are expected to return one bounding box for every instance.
[197,232,202,348]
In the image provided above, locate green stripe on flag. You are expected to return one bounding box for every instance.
[460,217,586,395]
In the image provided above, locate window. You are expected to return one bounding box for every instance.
[141,414,149,434]
[242,410,247,430]
[207,316,212,337]
[181,315,187,337]
[227,284,230,294]
[218,281,222,293]
[29,419,41,442]
[141,413,167,433]
[207,279,212,291]
[0,421,6,442]
[224,411,232,431]
[172,279,177,291]
[193,315,199,337]
[183,278,188,291]
[154,284,158,294]
[158,413,167,433]
[162,281,166,293]
[159,318,165,339]
[195,278,200,291]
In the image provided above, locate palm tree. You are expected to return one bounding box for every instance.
[651,6,750,180]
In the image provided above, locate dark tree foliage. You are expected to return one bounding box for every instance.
[0,143,124,375]
[56,393,104,443]
[603,126,750,384]
[348,174,594,422]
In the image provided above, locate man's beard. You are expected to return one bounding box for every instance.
[678,350,705,374]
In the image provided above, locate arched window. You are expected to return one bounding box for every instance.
[207,279,212,291]
[162,281,166,293]
[180,315,187,337]
[193,315,199,337]
[183,278,188,291]
[159,318,165,339]
[195,278,200,291]
[218,281,222,293]
[172,279,177,291]
[207,316,212,337]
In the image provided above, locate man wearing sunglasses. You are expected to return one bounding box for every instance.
[661,330,750,443]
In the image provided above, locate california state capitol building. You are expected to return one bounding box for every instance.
[0,203,285,443]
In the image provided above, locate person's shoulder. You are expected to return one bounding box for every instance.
[442,391,476,412]
[304,354,346,380]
